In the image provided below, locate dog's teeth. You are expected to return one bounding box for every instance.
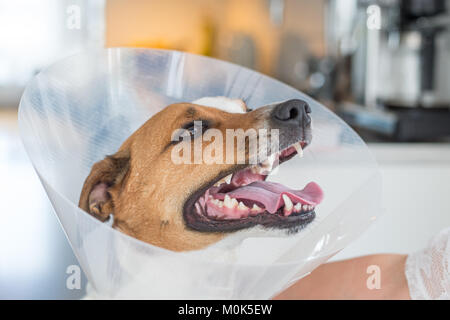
[260,160,270,168]
[251,204,262,212]
[217,200,223,208]
[293,142,303,158]
[294,203,302,212]
[267,153,277,167]
[282,194,293,212]
[224,195,232,207]
[214,174,233,186]
[250,204,263,216]
[252,165,267,175]
[251,165,263,174]
[238,201,247,211]
[260,153,276,167]
[224,195,237,208]
[195,203,202,214]
[253,152,281,176]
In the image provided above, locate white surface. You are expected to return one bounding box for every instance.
[333,143,450,261]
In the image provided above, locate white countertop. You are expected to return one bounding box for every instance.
[333,142,450,261]
[369,143,450,165]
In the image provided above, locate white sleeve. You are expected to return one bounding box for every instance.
[405,228,450,300]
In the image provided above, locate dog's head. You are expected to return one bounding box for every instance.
[79,98,323,251]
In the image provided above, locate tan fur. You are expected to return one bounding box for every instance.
[79,103,271,251]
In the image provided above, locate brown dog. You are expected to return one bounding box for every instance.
[79,98,323,251]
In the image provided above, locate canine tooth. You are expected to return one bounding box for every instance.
[238,201,247,211]
[224,174,232,184]
[260,153,277,171]
[293,142,304,158]
[282,194,293,211]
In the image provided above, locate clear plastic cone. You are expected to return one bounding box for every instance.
[18,48,382,299]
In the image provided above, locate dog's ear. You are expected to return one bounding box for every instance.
[78,149,130,221]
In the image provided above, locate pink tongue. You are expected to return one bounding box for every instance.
[212,181,324,214]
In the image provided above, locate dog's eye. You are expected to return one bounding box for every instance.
[183,120,209,138]
[186,125,200,136]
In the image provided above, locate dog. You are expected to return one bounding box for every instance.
[79,97,323,252]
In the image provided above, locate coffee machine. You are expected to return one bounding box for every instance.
[327,0,450,141]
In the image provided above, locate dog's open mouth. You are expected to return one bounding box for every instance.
[183,141,324,233]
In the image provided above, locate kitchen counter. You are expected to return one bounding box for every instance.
[333,143,450,260]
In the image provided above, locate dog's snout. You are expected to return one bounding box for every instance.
[272,99,311,126]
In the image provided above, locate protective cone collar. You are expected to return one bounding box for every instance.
[19,48,382,299]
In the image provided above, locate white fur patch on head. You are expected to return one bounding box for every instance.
[192,96,247,113]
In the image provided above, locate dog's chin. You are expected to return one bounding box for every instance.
[183,140,323,235]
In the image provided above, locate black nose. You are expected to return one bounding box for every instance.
[272,99,311,126]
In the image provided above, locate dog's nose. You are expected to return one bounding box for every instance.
[272,99,311,127]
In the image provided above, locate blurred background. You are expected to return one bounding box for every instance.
[1,0,450,299]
